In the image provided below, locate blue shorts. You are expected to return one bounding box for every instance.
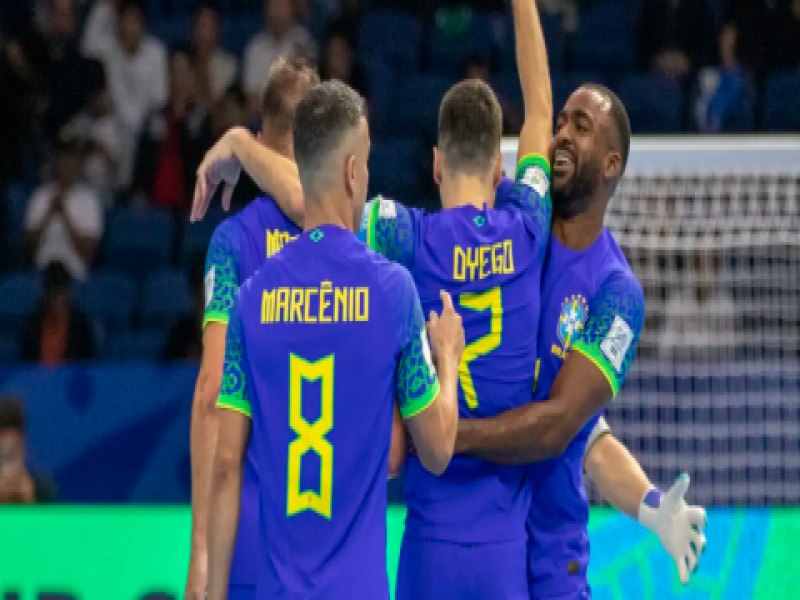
[227,584,255,600]
[396,536,528,600]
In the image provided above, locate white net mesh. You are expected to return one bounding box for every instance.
[502,137,800,505]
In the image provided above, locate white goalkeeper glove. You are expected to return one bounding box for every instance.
[637,473,707,585]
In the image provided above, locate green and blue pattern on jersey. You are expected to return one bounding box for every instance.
[217,297,251,417]
[362,196,416,267]
[203,221,239,327]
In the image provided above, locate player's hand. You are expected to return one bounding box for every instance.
[426,290,465,368]
[638,473,707,585]
[184,551,208,600]
[191,130,243,222]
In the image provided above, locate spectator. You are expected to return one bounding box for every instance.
[81,0,120,61]
[769,0,800,72]
[637,0,716,79]
[192,3,237,109]
[132,47,211,213]
[25,137,103,280]
[211,83,249,140]
[63,59,120,205]
[39,0,93,138]
[97,0,168,186]
[163,257,204,362]
[21,262,95,365]
[721,0,775,80]
[243,0,317,115]
[319,21,366,95]
[0,396,55,503]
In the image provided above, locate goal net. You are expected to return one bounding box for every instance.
[502,136,800,505]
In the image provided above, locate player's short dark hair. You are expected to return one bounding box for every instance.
[0,396,24,434]
[261,57,319,135]
[582,83,631,174]
[293,80,365,195]
[438,79,502,175]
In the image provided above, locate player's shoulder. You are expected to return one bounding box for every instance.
[593,243,644,310]
[209,213,241,251]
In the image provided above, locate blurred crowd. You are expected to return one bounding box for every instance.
[0,0,797,366]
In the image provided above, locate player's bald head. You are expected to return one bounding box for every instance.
[578,84,631,175]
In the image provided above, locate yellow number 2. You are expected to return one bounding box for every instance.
[458,287,503,410]
[287,353,334,519]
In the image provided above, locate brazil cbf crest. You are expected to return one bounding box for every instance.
[556,294,589,351]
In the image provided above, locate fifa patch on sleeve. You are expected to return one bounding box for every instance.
[600,315,633,372]
[520,165,549,198]
[204,266,215,309]
[421,328,436,375]
[379,197,397,219]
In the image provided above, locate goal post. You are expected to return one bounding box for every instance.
[502,136,800,505]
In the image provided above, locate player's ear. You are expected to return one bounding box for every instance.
[433,146,442,186]
[344,152,356,199]
[604,151,621,182]
[492,151,503,188]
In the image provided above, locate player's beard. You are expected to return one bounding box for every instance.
[552,156,602,220]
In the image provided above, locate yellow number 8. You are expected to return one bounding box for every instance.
[458,287,503,410]
[287,353,334,519]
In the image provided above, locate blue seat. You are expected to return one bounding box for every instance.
[762,71,800,132]
[369,137,422,201]
[363,59,397,137]
[0,272,42,327]
[428,11,494,75]
[619,75,683,133]
[103,207,173,279]
[0,335,20,363]
[358,11,423,72]
[142,269,192,327]
[74,271,136,330]
[106,330,167,361]
[571,3,637,77]
[392,74,456,137]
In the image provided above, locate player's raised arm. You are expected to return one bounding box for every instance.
[513,0,553,164]
[583,419,707,585]
[207,302,251,600]
[398,289,464,476]
[457,272,644,463]
[192,126,304,223]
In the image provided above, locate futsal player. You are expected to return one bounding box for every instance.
[458,83,708,596]
[185,58,317,600]
[206,81,464,600]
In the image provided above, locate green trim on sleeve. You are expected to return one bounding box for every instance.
[515,153,551,181]
[400,377,440,420]
[217,393,252,418]
[571,341,620,397]
[365,196,381,251]
[202,312,230,329]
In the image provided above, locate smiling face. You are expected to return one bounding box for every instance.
[549,86,626,220]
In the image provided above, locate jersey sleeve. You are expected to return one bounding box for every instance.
[203,220,239,327]
[217,293,252,417]
[391,268,440,419]
[496,154,553,241]
[358,196,418,267]
[571,273,645,397]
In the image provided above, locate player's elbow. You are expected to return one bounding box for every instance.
[419,447,452,476]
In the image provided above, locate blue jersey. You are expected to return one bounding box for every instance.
[203,196,300,586]
[362,154,552,544]
[524,228,645,597]
[217,225,440,600]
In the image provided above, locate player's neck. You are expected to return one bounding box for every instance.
[439,173,496,210]
[303,195,354,233]
[551,206,605,251]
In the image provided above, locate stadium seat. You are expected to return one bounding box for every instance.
[180,214,222,267]
[0,273,42,336]
[619,74,684,133]
[571,2,637,78]
[358,11,423,73]
[392,74,456,138]
[106,329,167,361]
[103,207,174,279]
[141,269,192,328]
[491,72,523,119]
[369,137,423,201]
[494,12,565,73]
[363,59,397,137]
[0,334,20,363]
[428,11,494,75]
[74,271,136,331]
[762,71,800,132]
